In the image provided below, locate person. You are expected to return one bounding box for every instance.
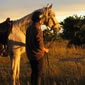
[26,10,49,85]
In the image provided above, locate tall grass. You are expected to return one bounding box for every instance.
[0,39,85,85]
[47,39,85,58]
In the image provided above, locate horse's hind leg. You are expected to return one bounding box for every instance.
[16,52,21,85]
[10,50,21,85]
[10,55,16,85]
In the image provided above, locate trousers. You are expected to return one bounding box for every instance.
[30,58,43,85]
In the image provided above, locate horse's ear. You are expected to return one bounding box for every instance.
[48,4,52,9]
[47,3,50,7]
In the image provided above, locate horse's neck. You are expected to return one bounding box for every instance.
[14,13,32,34]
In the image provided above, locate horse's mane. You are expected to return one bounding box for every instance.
[12,12,33,34]
[15,13,32,23]
[13,9,41,25]
[12,9,42,34]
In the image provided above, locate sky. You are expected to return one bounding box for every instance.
[0,0,85,22]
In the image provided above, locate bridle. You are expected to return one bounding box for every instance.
[50,16,60,34]
[44,13,60,34]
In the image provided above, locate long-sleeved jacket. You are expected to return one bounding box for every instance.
[26,23,45,60]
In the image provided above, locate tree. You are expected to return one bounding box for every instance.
[62,15,85,46]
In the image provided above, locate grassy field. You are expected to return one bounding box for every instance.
[0,40,85,85]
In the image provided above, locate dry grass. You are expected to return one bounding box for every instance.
[47,40,85,58]
[0,39,85,85]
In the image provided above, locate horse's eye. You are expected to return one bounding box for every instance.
[48,13,50,16]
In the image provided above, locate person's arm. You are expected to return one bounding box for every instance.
[35,28,49,53]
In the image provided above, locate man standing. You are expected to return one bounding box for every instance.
[26,11,49,85]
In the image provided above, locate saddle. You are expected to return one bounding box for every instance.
[0,21,13,56]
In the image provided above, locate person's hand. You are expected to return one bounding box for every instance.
[45,48,49,53]
[43,48,49,53]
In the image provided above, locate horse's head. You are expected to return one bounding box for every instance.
[38,4,62,34]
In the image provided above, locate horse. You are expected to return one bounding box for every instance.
[7,4,61,85]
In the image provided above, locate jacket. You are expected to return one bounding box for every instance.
[26,23,45,60]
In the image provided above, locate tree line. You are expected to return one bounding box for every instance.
[43,15,85,47]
